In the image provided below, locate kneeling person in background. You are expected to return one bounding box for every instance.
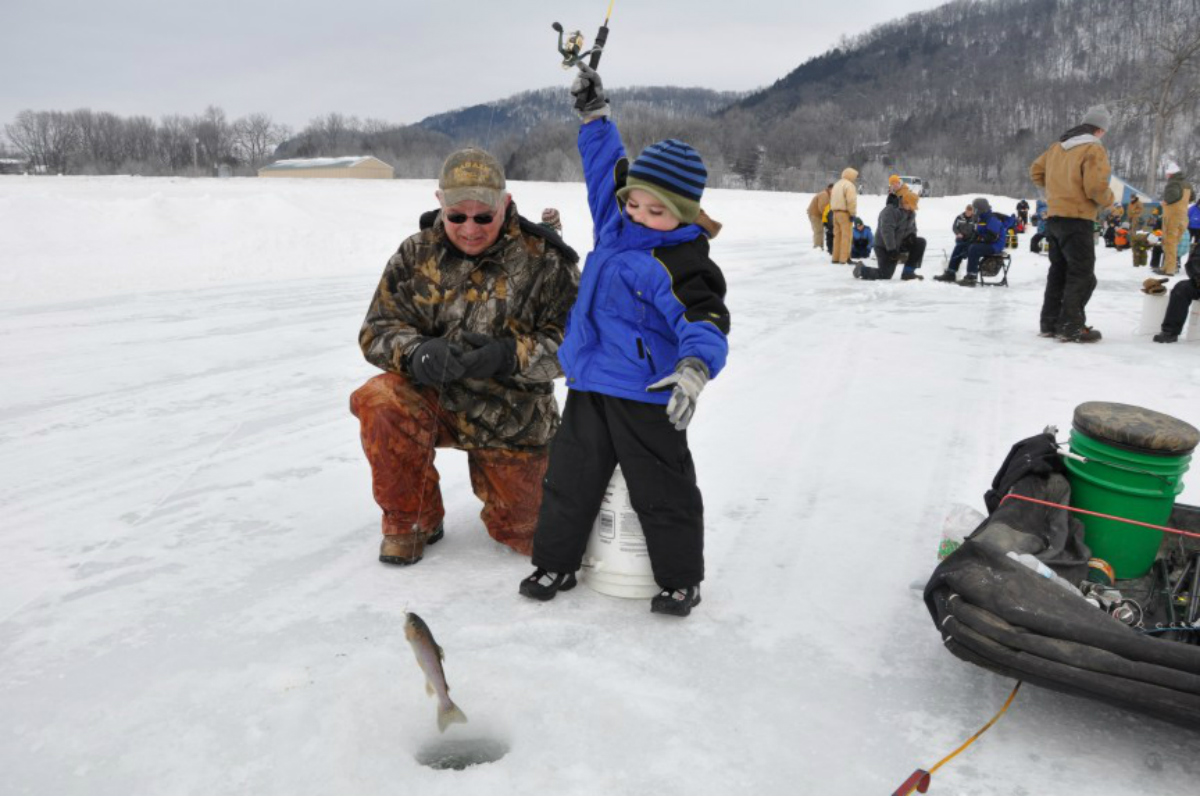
[856,181,926,281]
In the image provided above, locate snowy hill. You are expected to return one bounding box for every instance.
[2,175,1198,794]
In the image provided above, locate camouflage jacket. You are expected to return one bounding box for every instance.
[359,203,580,450]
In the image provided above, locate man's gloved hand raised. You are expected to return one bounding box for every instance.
[408,338,467,387]
[571,63,610,119]
[458,331,518,379]
[647,357,710,431]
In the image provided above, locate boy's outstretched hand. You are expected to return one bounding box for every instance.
[571,64,610,119]
[648,358,710,431]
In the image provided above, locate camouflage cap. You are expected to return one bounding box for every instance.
[439,148,506,209]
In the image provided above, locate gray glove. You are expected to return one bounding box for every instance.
[407,338,466,387]
[571,63,610,119]
[647,357,710,431]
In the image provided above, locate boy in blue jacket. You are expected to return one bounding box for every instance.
[518,66,730,618]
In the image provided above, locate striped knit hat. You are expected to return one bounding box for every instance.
[616,139,707,224]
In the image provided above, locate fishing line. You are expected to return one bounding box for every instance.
[892,682,1022,795]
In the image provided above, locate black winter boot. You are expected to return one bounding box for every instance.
[958,273,978,287]
[1058,326,1102,343]
[650,585,702,617]
[933,271,957,283]
[1154,332,1180,343]
[519,568,577,601]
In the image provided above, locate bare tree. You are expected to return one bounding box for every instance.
[157,114,196,173]
[4,110,79,173]
[195,105,234,168]
[1131,25,1200,193]
[232,113,290,169]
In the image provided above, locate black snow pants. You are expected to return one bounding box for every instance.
[531,389,704,590]
[863,236,926,280]
[1161,279,1199,336]
[1040,217,1097,336]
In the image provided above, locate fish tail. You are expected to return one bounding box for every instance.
[437,700,468,733]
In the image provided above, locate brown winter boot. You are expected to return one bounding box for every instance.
[379,523,444,566]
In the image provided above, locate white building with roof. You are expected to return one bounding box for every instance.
[257,156,393,180]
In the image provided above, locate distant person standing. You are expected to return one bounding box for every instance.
[1030,105,1115,342]
[1161,162,1194,276]
[1016,198,1030,226]
[806,184,832,250]
[829,168,859,264]
[1127,194,1145,233]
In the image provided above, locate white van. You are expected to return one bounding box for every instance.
[897,176,926,196]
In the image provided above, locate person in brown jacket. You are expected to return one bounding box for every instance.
[829,168,859,264]
[350,148,581,565]
[1030,105,1115,343]
[806,184,832,250]
[1127,194,1144,235]
[1161,162,1194,276]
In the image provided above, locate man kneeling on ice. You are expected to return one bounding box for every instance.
[350,148,580,565]
[517,65,730,618]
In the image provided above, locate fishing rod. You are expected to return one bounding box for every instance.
[552,0,614,70]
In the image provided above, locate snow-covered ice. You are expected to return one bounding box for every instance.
[2,175,1198,795]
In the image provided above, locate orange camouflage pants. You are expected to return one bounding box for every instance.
[349,372,548,555]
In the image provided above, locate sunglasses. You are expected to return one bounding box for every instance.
[444,211,497,225]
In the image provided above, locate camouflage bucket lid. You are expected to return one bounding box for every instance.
[1073,402,1200,456]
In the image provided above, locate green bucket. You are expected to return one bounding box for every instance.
[1063,402,1199,579]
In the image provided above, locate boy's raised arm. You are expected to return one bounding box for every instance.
[572,65,625,238]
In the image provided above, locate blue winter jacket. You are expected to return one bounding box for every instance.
[852,224,874,250]
[556,119,730,404]
[1036,199,1048,233]
[974,212,1007,254]
[1189,203,1200,230]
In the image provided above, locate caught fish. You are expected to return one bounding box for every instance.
[404,611,468,732]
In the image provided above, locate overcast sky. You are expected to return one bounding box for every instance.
[4,0,949,130]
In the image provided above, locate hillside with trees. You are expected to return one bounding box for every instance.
[5,0,1198,196]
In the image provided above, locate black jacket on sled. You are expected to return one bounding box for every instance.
[923,433,1200,728]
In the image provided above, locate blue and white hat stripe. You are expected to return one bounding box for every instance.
[628,139,707,201]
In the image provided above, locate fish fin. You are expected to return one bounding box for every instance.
[436,643,444,662]
[437,701,468,733]
[425,679,435,696]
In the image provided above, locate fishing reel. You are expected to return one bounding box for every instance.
[552,22,597,69]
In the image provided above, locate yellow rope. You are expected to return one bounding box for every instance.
[928,681,1022,776]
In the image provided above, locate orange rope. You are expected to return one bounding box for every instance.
[892,683,1022,795]
[999,493,1200,541]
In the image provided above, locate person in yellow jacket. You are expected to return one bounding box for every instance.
[1029,105,1114,343]
[1161,162,1194,276]
[829,168,859,264]
[806,184,832,250]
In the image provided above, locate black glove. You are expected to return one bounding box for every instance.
[407,338,466,387]
[458,332,517,379]
[571,64,610,119]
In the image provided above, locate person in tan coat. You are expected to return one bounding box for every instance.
[806,185,832,250]
[1161,162,1194,276]
[1029,105,1114,343]
[829,168,859,263]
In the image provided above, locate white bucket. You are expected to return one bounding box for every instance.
[580,467,659,599]
[1136,291,1168,335]
[1187,303,1200,342]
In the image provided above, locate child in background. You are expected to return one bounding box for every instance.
[518,65,730,618]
